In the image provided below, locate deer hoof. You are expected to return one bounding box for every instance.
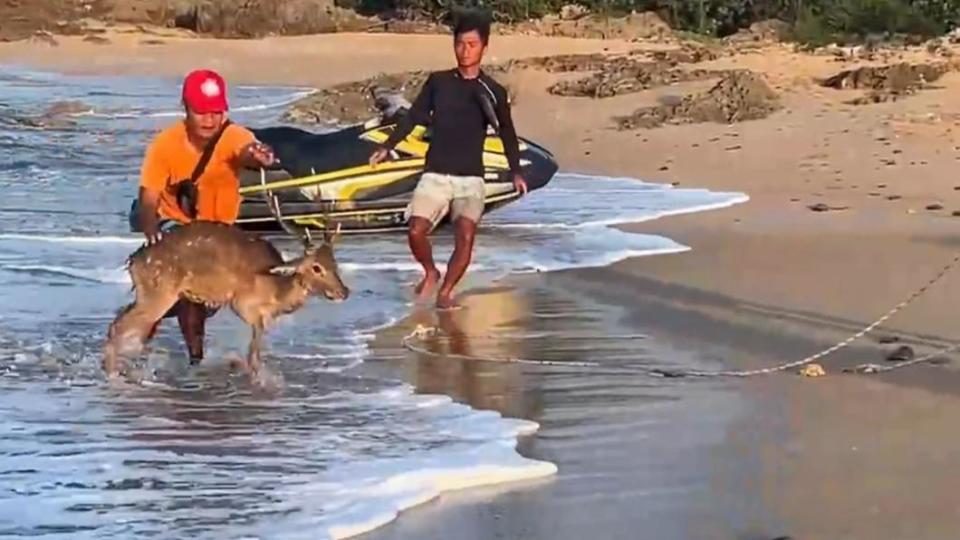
[101,346,120,376]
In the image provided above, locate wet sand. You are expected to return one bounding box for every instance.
[361,262,960,540]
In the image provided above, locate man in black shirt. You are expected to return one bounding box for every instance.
[370,11,528,310]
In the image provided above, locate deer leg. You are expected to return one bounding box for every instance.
[145,319,161,341]
[247,323,264,375]
[230,297,266,377]
[103,293,179,376]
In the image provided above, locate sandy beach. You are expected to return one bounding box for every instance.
[5,26,960,539]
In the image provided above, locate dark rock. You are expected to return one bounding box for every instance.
[807,203,848,212]
[887,345,915,362]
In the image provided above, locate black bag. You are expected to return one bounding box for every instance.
[129,120,232,231]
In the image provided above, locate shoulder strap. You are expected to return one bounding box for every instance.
[188,119,232,184]
[475,78,501,134]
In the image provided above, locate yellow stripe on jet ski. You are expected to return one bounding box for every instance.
[361,129,513,170]
[334,170,415,199]
[239,159,424,195]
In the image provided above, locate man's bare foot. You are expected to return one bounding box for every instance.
[415,268,441,300]
[436,291,461,311]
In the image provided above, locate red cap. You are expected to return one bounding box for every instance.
[182,69,229,113]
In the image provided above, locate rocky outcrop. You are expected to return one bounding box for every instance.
[510,10,672,40]
[820,61,953,105]
[615,70,781,129]
[0,0,113,41]
[164,0,344,36]
[1,0,371,40]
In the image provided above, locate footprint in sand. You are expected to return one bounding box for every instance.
[83,35,111,45]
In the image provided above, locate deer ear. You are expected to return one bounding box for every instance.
[269,264,298,276]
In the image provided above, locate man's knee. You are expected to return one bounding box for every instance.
[454,218,477,245]
[408,217,433,239]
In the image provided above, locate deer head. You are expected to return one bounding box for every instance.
[268,225,349,302]
[262,168,349,302]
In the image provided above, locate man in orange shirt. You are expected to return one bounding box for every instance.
[136,68,275,363]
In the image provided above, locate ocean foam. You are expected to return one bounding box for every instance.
[243,386,557,540]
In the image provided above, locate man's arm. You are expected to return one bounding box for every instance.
[492,84,522,177]
[223,125,276,169]
[137,186,163,243]
[138,140,168,244]
[380,74,435,151]
[237,140,276,169]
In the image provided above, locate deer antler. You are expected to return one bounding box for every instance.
[319,200,342,246]
[261,167,313,249]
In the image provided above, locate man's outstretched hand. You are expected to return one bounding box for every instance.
[369,148,390,167]
[243,141,276,168]
[513,174,529,196]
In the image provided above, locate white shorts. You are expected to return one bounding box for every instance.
[406,172,485,226]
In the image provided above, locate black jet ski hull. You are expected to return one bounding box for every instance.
[235,119,558,235]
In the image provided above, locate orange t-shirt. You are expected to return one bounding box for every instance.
[139,120,255,224]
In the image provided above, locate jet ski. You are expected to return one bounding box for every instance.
[235,92,559,235]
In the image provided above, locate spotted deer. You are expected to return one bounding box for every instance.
[103,184,348,377]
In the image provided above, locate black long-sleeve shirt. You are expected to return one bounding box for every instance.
[380,69,522,178]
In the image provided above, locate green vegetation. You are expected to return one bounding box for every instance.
[335,0,960,44]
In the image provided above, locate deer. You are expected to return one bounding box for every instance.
[102,174,350,378]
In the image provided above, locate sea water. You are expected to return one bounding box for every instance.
[0,67,747,539]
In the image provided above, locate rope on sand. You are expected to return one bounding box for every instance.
[401,252,960,378]
[401,327,605,369]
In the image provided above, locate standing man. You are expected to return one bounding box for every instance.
[369,10,528,310]
[136,68,275,363]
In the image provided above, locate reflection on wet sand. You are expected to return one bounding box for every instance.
[400,287,534,420]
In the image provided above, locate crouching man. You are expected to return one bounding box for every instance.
[135,68,275,362]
